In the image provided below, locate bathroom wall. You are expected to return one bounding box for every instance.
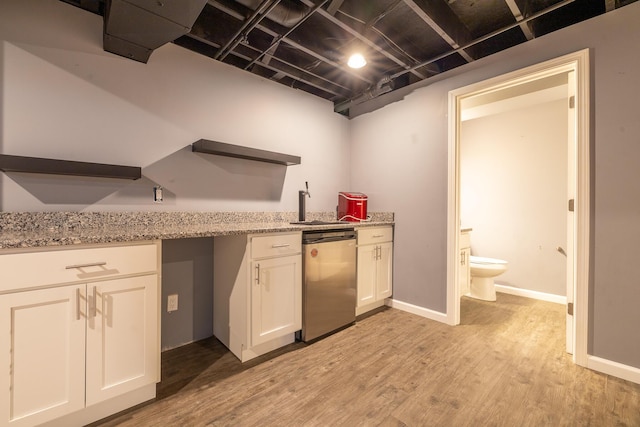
[460,98,568,297]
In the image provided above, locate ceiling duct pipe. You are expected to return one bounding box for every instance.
[103,0,208,63]
[334,76,394,113]
[234,0,309,27]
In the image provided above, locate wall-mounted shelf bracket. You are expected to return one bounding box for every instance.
[0,154,142,180]
[192,139,301,166]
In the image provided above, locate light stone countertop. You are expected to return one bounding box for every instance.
[0,211,394,250]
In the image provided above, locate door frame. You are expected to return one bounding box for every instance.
[445,49,590,366]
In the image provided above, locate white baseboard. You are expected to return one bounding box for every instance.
[386,298,449,324]
[588,355,640,385]
[495,283,566,305]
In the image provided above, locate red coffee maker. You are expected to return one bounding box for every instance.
[338,192,368,222]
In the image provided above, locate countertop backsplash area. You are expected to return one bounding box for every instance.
[0,211,394,249]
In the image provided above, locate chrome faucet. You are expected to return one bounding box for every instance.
[298,181,310,222]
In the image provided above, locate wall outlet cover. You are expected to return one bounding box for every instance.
[167,294,178,312]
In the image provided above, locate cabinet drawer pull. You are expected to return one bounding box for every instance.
[271,244,291,248]
[372,234,384,238]
[65,261,107,270]
[255,264,260,285]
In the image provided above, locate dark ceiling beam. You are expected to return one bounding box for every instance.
[402,0,475,63]
[244,0,329,71]
[207,0,373,85]
[299,0,427,81]
[336,0,577,113]
[185,32,351,98]
[504,0,534,40]
[215,0,281,60]
[390,0,575,80]
[326,0,345,16]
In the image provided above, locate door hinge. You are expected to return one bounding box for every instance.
[568,199,575,212]
[569,95,575,109]
[567,302,574,316]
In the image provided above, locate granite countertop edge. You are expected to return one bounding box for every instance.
[0,212,394,250]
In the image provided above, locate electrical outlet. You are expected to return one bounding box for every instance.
[167,294,178,312]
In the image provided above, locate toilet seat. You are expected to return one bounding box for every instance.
[469,255,507,265]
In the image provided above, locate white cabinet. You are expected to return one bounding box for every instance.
[460,230,471,296]
[0,286,85,427]
[356,227,393,316]
[214,232,302,362]
[0,242,160,427]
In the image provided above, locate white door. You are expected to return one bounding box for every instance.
[86,275,159,406]
[0,285,85,427]
[251,255,302,346]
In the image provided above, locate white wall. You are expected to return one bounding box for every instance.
[0,0,350,212]
[460,99,568,296]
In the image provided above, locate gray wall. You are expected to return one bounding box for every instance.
[161,238,213,351]
[460,99,568,296]
[350,3,640,368]
[0,0,351,213]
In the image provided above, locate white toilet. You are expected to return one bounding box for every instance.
[469,255,508,301]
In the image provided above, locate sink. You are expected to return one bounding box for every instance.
[290,220,349,225]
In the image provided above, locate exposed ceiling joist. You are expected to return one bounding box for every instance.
[63,0,637,117]
[504,0,534,40]
[402,0,475,63]
[299,0,427,81]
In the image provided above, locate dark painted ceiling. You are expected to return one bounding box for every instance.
[63,0,637,117]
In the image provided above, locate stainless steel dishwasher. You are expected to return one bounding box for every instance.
[299,228,357,342]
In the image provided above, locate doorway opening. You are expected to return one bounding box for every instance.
[446,50,590,366]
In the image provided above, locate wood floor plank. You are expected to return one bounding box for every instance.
[92,293,640,427]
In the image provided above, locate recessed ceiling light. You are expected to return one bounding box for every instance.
[347,53,367,69]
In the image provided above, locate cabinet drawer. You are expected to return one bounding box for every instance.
[357,227,393,245]
[0,242,159,293]
[251,233,301,259]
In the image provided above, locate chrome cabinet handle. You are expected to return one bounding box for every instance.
[271,244,291,248]
[461,251,466,266]
[255,264,260,285]
[76,288,81,320]
[372,234,384,238]
[89,286,97,318]
[65,261,107,270]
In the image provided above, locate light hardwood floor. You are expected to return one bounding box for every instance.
[93,293,640,426]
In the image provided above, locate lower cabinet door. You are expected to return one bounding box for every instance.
[357,245,377,307]
[0,285,86,427]
[250,255,301,347]
[376,242,393,299]
[85,274,159,406]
